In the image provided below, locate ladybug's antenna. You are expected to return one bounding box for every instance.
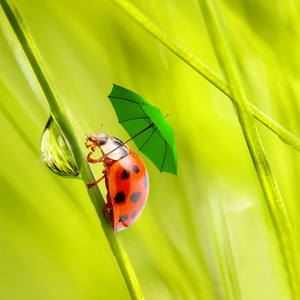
[88,114,170,163]
[96,123,103,133]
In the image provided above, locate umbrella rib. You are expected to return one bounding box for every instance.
[110,95,151,124]
[139,104,149,119]
[119,117,151,124]
[139,126,157,151]
[160,140,167,172]
[109,96,142,104]
[150,127,175,152]
[155,129,166,142]
[153,128,172,172]
[155,128,174,149]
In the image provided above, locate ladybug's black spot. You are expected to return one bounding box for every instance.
[132,165,140,173]
[96,136,108,146]
[114,137,124,144]
[144,174,149,188]
[121,169,130,180]
[115,192,126,203]
[113,141,123,148]
[119,214,129,222]
[131,191,141,203]
[113,141,128,158]
[119,148,128,158]
[131,211,137,219]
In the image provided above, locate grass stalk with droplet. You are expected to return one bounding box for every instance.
[108,0,300,155]
[0,0,144,299]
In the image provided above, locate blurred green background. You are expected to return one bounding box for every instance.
[0,0,299,299]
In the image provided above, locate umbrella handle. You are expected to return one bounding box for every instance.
[87,115,169,164]
[96,123,155,162]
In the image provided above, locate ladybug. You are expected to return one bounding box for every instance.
[85,132,149,232]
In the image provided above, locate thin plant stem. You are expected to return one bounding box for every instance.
[197,0,300,297]
[108,0,300,154]
[0,1,144,299]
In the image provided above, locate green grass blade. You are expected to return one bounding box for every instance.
[0,1,144,299]
[197,0,300,297]
[108,0,300,155]
[211,201,242,300]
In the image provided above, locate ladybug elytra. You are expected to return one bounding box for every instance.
[85,132,149,232]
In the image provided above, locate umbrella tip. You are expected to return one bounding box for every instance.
[164,114,169,118]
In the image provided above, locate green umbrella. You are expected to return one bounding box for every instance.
[108,84,177,175]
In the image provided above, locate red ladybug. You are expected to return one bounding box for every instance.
[85,132,149,232]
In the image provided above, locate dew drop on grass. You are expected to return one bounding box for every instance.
[41,116,79,178]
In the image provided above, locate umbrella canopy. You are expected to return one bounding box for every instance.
[108,84,177,175]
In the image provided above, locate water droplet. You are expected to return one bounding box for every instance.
[41,116,79,178]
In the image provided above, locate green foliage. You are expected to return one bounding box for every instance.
[197,0,300,297]
[0,0,299,299]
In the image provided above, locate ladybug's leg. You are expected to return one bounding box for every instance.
[87,151,105,164]
[85,141,93,148]
[87,175,105,189]
[103,195,113,220]
[85,135,97,150]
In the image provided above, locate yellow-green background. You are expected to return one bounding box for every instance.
[0,0,299,299]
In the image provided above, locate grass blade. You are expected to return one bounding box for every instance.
[197,0,300,297]
[108,0,300,154]
[0,0,144,299]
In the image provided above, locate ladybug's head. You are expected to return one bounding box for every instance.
[86,132,130,162]
[85,132,108,152]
